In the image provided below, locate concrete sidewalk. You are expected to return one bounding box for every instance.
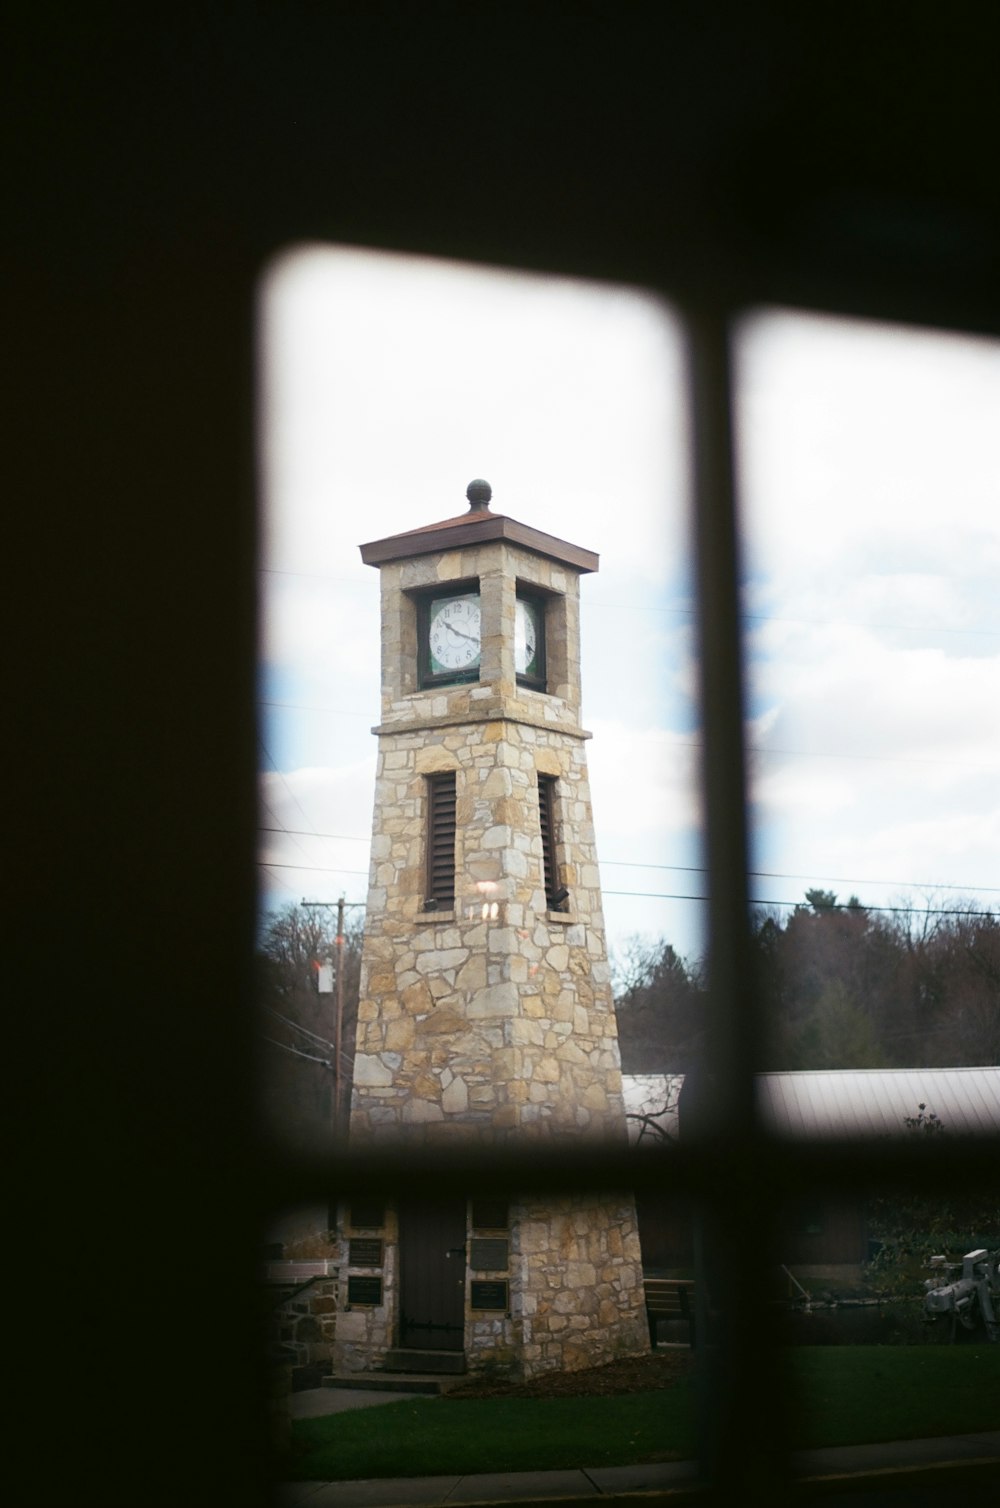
[290,1388,432,1419]
[277,1391,1000,1506]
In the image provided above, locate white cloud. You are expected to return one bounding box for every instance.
[259,245,690,592]
[259,761,376,908]
[752,630,1000,765]
[262,574,380,684]
[736,310,1000,921]
[825,807,1000,894]
[587,720,702,843]
[737,311,1000,586]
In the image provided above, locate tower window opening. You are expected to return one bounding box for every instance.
[418,585,482,688]
[537,774,563,910]
[425,772,457,909]
[515,588,546,689]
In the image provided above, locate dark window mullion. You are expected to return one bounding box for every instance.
[687,307,785,1496]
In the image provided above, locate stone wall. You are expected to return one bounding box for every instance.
[268,1275,338,1377]
[351,716,626,1144]
[376,540,583,718]
[510,1194,649,1375]
[341,528,649,1379]
[351,540,627,1148]
[331,1194,649,1381]
[331,1206,398,1375]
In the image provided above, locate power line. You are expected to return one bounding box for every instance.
[259,798,318,873]
[258,745,362,889]
[749,742,998,772]
[603,889,710,902]
[258,863,306,898]
[741,611,1000,639]
[261,700,371,719]
[260,825,369,844]
[261,1035,331,1068]
[257,867,994,919]
[259,737,323,836]
[257,829,997,898]
[261,567,370,590]
[602,888,995,918]
[260,568,1000,639]
[601,859,1000,896]
[258,860,370,876]
[749,898,995,918]
[749,868,1000,894]
[257,711,998,771]
[262,1003,336,1053]
[588,597,1000,638]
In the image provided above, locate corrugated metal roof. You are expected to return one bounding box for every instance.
[623,1068,1000,1143]
[757,1067,1000,1139]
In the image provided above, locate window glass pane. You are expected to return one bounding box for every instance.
[735,317,1000,1440]
[736,313,1000,1081]
[255,249,710,1408]
[256,247,704,1159]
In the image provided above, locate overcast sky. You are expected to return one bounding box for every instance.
[257,246,999,968]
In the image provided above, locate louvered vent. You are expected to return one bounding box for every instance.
[426,772,457,907]
[538,774,560,909]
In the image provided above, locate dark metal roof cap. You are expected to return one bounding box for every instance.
[466,478,492,511]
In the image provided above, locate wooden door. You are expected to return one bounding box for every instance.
[398,1199,466,1351]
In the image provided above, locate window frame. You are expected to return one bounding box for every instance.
[416,581,482,689]
[514,586,547,690]
[277,306,997,1501]
[28,15,1000,1507]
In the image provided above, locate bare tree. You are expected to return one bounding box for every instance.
[613,937,705,1073]
[256,903,364,1152]
[626,1075,683,1145]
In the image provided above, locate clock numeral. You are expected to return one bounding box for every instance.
[515,598,540,676]
[427,593,482,676]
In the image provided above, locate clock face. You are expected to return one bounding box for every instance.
[427,593,482,675]
[515,596,541,678]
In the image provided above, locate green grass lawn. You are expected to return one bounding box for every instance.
[277,1346,1000,1483]
[283,1388,694,1483]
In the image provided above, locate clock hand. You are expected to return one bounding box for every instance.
[446,624,479,644]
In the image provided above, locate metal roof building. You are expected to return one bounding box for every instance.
[757,1067,1000,1140]
[624,1068,1000,1144]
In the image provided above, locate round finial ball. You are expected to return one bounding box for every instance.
[466,478,492,510]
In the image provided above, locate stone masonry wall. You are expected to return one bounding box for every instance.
[351,716,626,1143]
[376,540,583,719]
[332,1206,398,1375]
[510,1194,649,1375]
[269,1277,338,1372]
[330,1194,649,1380]
[344,531,648,1378]
[351,532,625,1146]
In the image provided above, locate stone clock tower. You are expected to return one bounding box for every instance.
[333,481,648,1381]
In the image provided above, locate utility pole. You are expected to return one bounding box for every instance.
[302,896,364,1139]
[334,895,345,1136]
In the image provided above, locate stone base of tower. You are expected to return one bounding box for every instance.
[331,1191,649,1383]
[508,1193,649,1379]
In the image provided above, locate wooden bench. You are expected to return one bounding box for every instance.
[643,1277,695,1347]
